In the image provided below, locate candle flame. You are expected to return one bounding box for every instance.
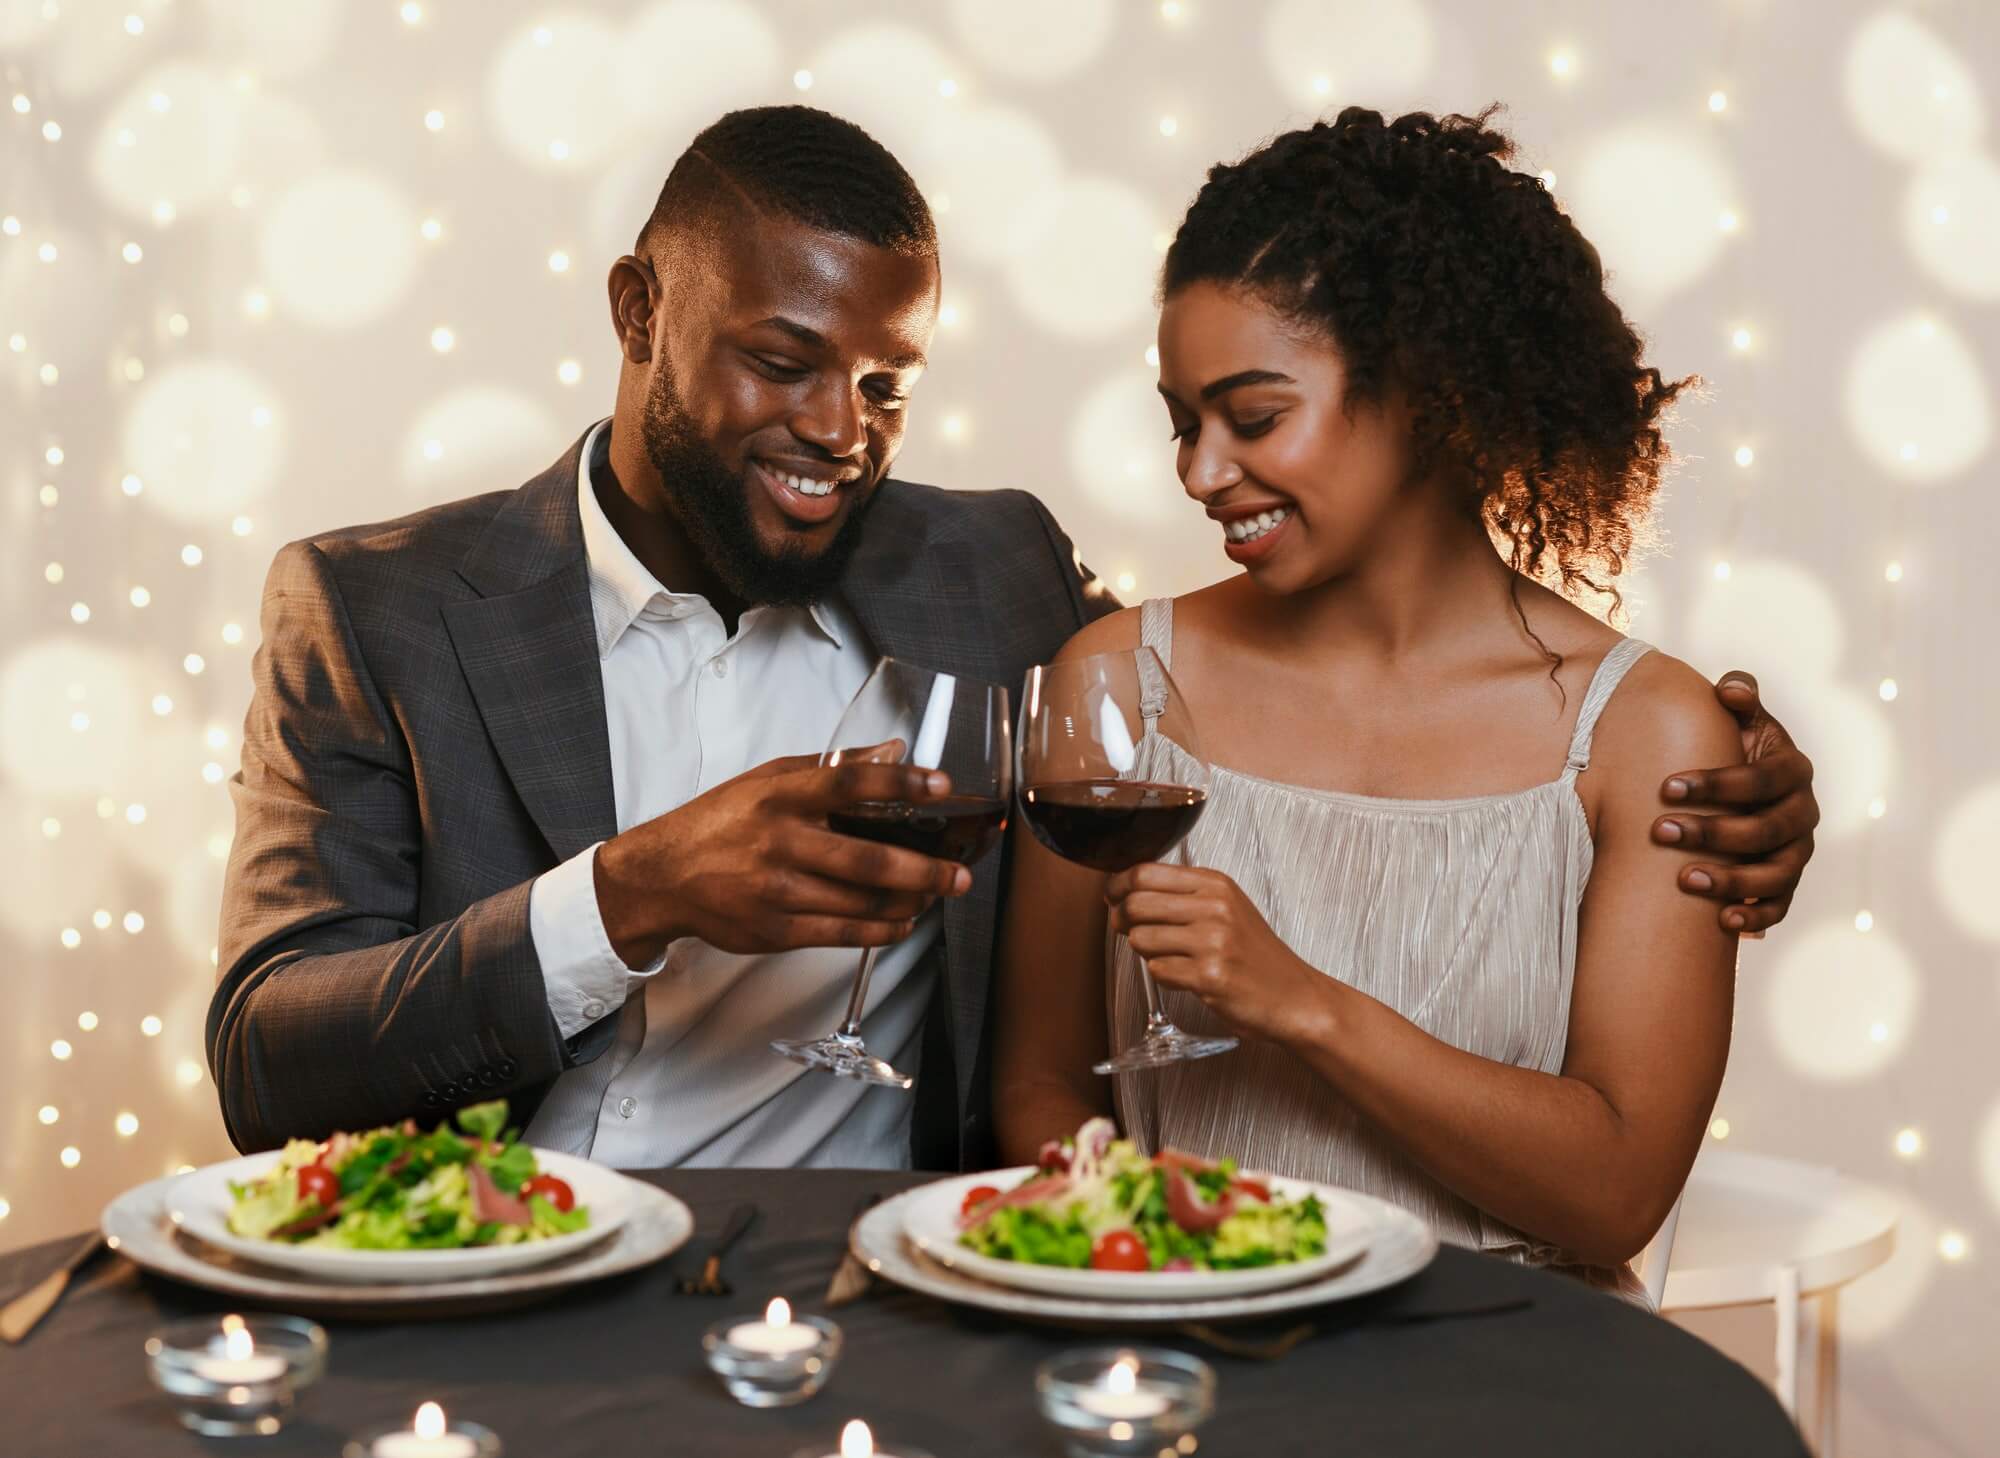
[840,1419,874,1458]
[222,1327,253,1362]
[1107,1357,1138,1395]
[220,1313,246,1335]
[414,1403,446,1440]
[765,1296,792,1328]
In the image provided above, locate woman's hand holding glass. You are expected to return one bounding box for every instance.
[1105,863,1329,1046]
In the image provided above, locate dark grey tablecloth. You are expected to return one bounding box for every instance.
[1,1168,1804,1457]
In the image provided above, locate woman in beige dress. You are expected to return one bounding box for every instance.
[993,107,1745,1301]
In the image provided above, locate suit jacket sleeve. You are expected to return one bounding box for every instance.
[207,541,577,1151]
[1017,491,1123,626]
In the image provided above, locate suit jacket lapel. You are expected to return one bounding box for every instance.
[441,432,617,864]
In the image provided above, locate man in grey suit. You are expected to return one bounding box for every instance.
[211,106,1819,1172]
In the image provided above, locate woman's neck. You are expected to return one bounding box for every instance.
[1259,478,1523,665]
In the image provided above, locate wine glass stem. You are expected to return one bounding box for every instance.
[1137,958,1173,1032]
[836,947,880,1040]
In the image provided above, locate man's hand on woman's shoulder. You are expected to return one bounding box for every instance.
[1652,671,1818,936]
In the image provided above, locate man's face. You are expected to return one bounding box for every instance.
[639,215,939,605]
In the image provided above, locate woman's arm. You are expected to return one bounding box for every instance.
[1107,653,1741,1266]
[990,608,1148,1163]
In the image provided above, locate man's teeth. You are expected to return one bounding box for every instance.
[1225,507,1292,543]
[772,465,838,497]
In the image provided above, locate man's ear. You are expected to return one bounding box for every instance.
[609,255,657,365]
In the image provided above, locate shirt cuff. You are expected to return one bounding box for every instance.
[528,841,667,1040]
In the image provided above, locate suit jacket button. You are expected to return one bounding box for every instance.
[498,1059,518,1077]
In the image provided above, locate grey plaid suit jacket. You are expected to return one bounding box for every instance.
[209,425,1116,1168]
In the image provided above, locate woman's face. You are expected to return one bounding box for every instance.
[1156,282,1415,595]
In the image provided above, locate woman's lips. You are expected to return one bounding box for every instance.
[1219,505,1294,564]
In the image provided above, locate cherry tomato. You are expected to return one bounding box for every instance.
[1090,1229,1151,1272]
[296,1164,339,1208]
[1231,1178,1271,1203]
[960,1185,1002,1218]
[521,1174,576,1213]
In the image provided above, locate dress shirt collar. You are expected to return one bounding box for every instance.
[575,419,847,659]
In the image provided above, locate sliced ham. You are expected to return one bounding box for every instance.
[1164,1167,1237,1232]
[1152,1147,1222,1177]
[468,1161,532,1226]
[1035,1139,1071,1174]
[957,1174,1070,1231]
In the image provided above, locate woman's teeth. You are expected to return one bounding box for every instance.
[1225,507,1291,542]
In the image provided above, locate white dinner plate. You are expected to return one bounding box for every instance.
[857,1180,1437,1325]
[103,1166,692,1319]
[168,1148,629,1284]
[902,1167,1375,1301]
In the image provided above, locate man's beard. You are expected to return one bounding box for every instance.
[640,362,878,608]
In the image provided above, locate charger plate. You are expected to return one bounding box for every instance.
[101,1168,691,1321]
[854,1180,1437,1326]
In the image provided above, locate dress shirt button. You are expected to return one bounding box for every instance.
[617,1096,638,1119]
[710,656,728,678]
[582,999,606,1021]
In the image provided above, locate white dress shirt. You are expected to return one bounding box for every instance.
[523,421,939,1168]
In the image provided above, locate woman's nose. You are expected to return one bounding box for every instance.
[1181,439,1244,500]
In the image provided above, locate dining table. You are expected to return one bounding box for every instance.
[0,1167,1809,1457]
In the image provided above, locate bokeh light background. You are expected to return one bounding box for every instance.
[2,0,1995,1445]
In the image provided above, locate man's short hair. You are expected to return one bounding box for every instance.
[636,105,937,261]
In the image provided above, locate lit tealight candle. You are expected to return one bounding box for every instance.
[372,1403,478,1458]
[192,1324,288,1386]
[729,1297,821,1356]
[1073,1356,1171,1421]
[838,1419,873,1458]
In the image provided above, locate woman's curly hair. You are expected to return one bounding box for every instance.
[1162,105,1690,614]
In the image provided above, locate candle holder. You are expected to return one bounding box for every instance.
[144,1314,327,1437]
[789,1417,935,1458]
[702,1305,842,1408]
[1035,1347,1215,1458]
[341,1410,504,1458]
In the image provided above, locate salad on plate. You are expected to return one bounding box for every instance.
[226,1100,590,1250]
[957,1118,1327,1273]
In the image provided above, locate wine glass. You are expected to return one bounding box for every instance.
[1017,648,1236,1074]
[771,658,1012,1089]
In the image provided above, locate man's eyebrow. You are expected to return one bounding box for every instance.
[752,315,926,371]
[755,316,829,351]
[1199,368,1294,402]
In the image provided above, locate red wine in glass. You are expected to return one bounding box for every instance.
[1017,649,1236,1073]
[1020,780,1206,872]
[771,659,1012,1090]
[827,796,1010,866]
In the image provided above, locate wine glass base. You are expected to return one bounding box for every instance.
[1093,1027,1238,1074]
[770,1034,914,1090]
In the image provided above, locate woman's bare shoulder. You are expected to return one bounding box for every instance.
[1587,647,1742,791]
[1052,603,1144,663]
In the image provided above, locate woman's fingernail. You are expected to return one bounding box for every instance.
[1725,911,1745,930]
[1657,820,1683,843]
[1665,778,1689,801]
[1685,869,1712,891]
